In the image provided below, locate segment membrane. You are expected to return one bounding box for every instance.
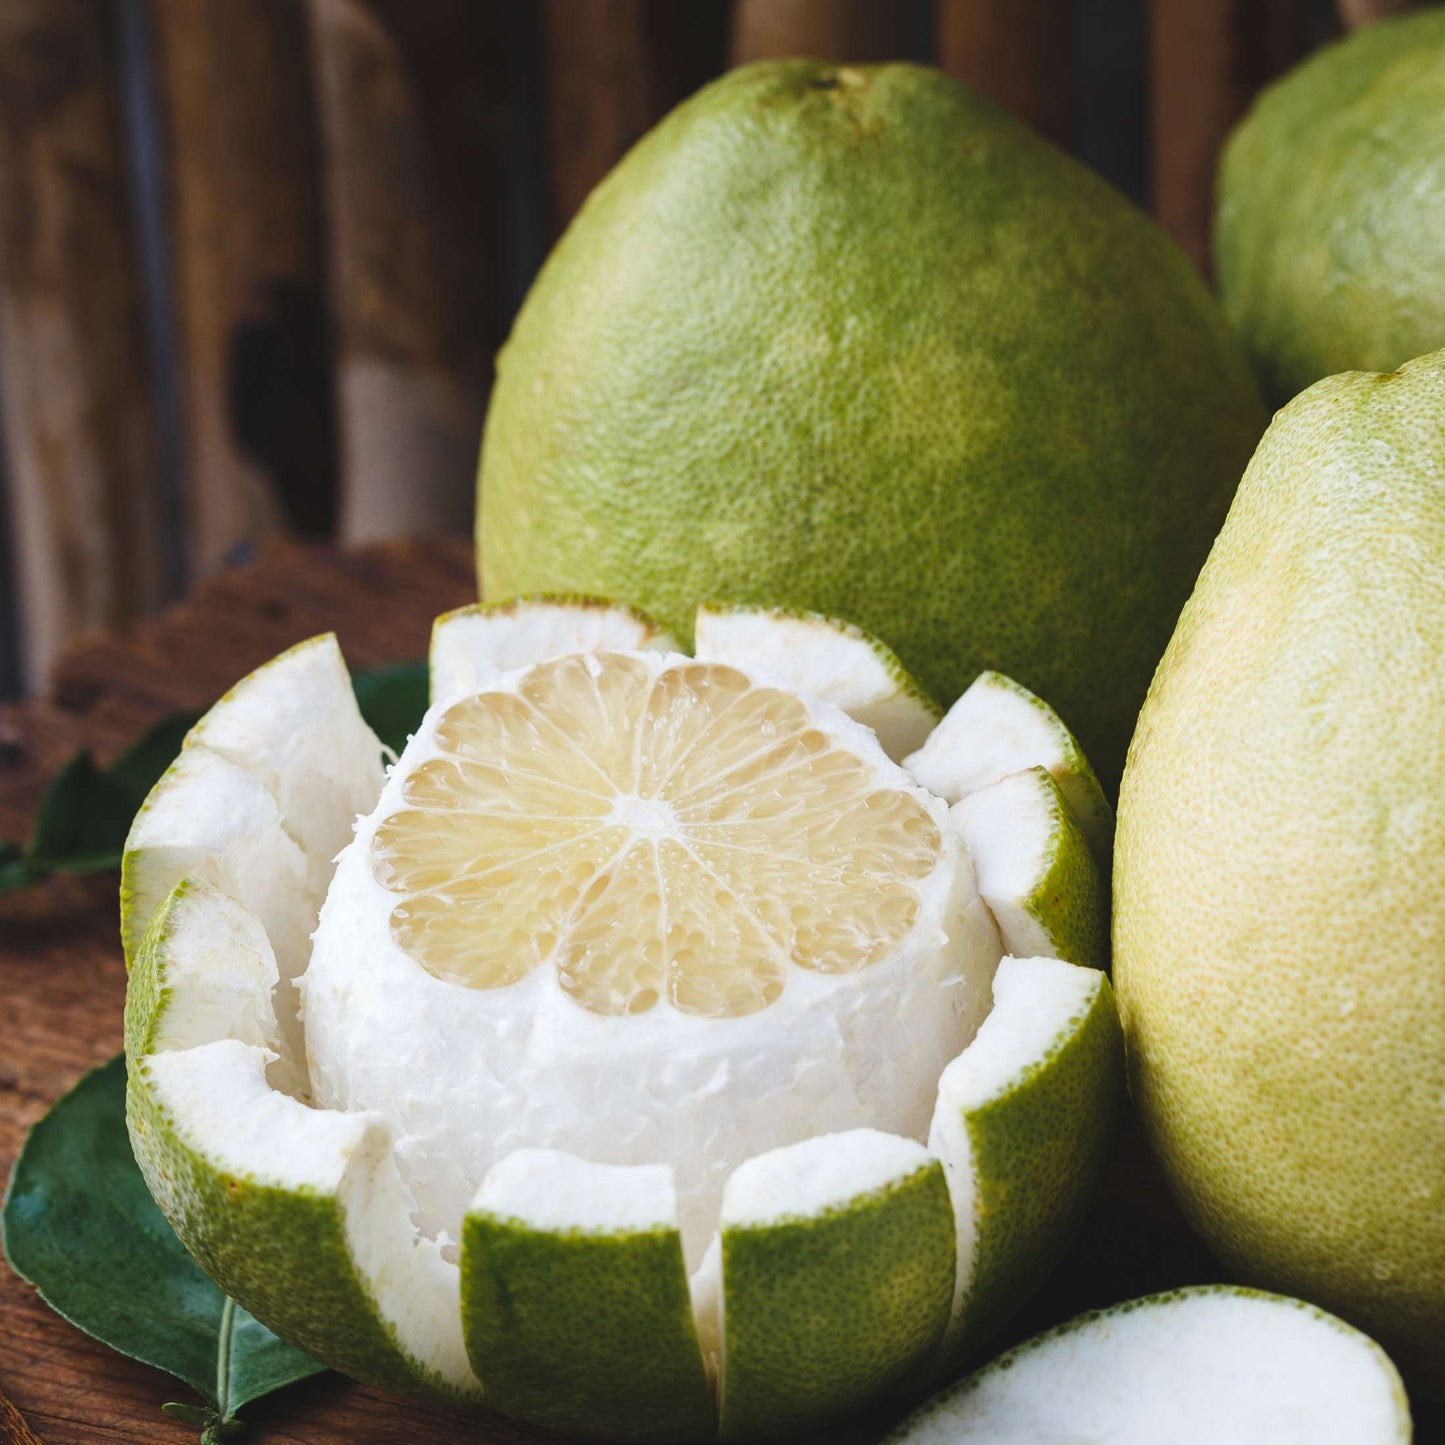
[372,654,942,1019]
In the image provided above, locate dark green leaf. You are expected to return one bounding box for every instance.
[2,1055,325,1424]
[21,713,199,876]
[108,712,201,802]
[25,752,137,872]
[0,839,32,892]
[352,659,428,756]
[5,658,423,893]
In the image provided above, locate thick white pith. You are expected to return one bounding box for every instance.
[693,605,940,761]
[905,670,1114,861]
[887,1288,1411,1445]
[431,598,676,702]
[951,768,1058,959]
[125,605,1117,1411]
[304,647,998,1265]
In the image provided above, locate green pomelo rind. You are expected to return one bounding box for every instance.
[955,765,1107,972]
[885,1286,1413,1443]
[1216,9,1445,404]
[124,883,463,1403]
[717,1158,954,1442]
[478,59,1265,785]
[460,1205,713,1441]
[909,671,1114,867]
[1114,349,1445,1394]
[931,961,1124,1376]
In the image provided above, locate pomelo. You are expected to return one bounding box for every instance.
[1216,9,1445,405]
[122,600,1125,1440]
[1114,348,1445,1394]
[476,60,1265,785]
[887,1287,1410,1444]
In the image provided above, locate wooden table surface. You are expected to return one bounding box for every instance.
[2,538,1437,1444]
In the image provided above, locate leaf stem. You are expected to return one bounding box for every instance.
[215,1295,236,1419]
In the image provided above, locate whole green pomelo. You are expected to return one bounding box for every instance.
[1216,9,1445,405]
[1114,347,1445,1393]
[477,60,1264,785]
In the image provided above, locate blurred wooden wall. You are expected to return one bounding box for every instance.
[0,0,1427,696]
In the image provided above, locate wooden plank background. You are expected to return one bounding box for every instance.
[0,0,1431,698]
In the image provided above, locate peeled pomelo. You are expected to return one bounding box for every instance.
[1115,348,1445,1395]
[122,601,1123,1440]
[887,1287,1411,1444]
[1216,9,1445,404]
[476,59,1265,784]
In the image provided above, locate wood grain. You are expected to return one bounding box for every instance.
[937,0,1074,146]
[541,0,728,235]
[151,0,334,562]
[0,0,163,693]
[1150,0,1324,271]
[730,0,920,64]
[309,0,502,544]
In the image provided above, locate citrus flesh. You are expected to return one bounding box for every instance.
[477,59,1266,785]
[121,601,1124,1440]
[372,652,942,1018]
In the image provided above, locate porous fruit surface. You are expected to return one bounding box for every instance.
[477,59,1265,784]
[1216,9,1445,404]
[305,647,996,1264]
[1115,349,1445,1393]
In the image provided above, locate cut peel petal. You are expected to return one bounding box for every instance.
[188,633,385,862]
[716,1130,954,1442]
[121,748,315,1073]
[120,633,386,1077]
[124,878,294,1093]
[430,596,676,703]
[951,766,1106,972]
[125,882,480,1401]
[462,1151,714,1443]
[693,604,942,762]
[927,956,1124,1378]
[885,1287,1412,1445]
[904,671,1113,864]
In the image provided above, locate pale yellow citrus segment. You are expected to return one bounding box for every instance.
[369,652,943,1020]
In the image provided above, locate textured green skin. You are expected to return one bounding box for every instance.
[936,971,1124,1376]
[717,1162,954,1442]
[1115,350,1445,1394]
[124,885,459,1402]
[478,60,1264,788]
[460,1212,713,1442]
[1017,766,1108,972]
[885,1287,1413,1442]
[1216,10,1445,406]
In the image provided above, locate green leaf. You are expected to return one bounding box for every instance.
[108,712,202,801]
[3,657,425,893]
[352,659,428,756]
[2,1055,325,1434]
[22,712,202,877]
[26,752,139,872]
[0,839,32,892]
